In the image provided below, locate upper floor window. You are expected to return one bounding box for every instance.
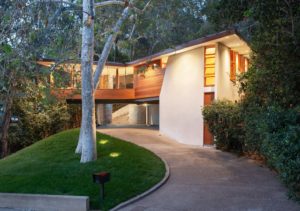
[204,46,215,86]
[238,54,245,73]
[230,50,249,81]
[98,66,134,89]
[230,50,237,81]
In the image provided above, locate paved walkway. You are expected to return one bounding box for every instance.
[98,128,300,211]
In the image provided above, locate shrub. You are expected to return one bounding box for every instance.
[8,100,71,153]
[260,106,300,200]
[202,101,244,152]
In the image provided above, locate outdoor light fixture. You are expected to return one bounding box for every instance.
[152,63,158,69]
[93,172,111,207]
[109,152,120,158]
[10,116,19,123]
[99,140,109,145]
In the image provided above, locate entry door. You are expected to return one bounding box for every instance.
[203,93,215,145]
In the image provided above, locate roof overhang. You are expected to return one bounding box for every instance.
[126,29,251,66]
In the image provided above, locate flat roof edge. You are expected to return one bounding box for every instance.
[126,29,238,65]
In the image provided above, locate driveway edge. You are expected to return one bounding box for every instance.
[110,154,170,211]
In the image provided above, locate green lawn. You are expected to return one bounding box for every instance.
[0,129,165,210]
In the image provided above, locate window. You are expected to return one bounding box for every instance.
[204,46,215,86]
[98,67,115,89]
[231,51,249,80]
[97,66,134,89]
[118,68,134,89]
[238,54,245,73]
[230,50,237,81]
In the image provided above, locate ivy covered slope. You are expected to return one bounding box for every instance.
[0,129,165,210]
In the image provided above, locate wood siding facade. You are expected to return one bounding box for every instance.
[134,68,165,99]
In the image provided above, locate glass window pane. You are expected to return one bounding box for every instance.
[98,67,115,89]
[118,68,126,89]
[205,57,215,65]
[125,68,134,89]
[205,77,215,86]
[205,67,215,74]
[205,47,215,54]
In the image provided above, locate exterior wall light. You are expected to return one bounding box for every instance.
[10,116,19,123]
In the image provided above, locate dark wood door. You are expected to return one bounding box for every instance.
[203,93,215,145]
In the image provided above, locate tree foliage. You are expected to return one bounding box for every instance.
[0,0,81,157]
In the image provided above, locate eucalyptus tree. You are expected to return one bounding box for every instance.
[115,0,208,60]
[74,0,151,163]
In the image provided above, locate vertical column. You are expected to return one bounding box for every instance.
[128,105,146,124]
[145,104,149,126]
[104,104,112,124]
[96,104,104,126]
[95,104,112,125]
[149,104,159,125]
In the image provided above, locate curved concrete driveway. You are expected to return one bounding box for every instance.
[98,128,299,211]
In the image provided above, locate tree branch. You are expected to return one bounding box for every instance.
[94,0,125,8]
[93,3,133,90]
[129,23,136,40]
[36,0,81,8]
[133,0,152,14]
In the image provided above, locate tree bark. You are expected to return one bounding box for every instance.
[77,0,97,163]
[75,118,83,153]
[76,0,146,162]
[1,94,13,158]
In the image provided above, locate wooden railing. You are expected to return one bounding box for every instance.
[52,88,135,100]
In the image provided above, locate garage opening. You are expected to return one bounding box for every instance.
[96,103,159,127]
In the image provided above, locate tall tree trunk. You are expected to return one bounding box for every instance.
[76,0,149,162]
[75,118,83,153]
[1,94,13,158]
[77,0,97,163]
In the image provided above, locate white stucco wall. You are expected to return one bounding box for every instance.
[215,43,240,101]
[160,47,204,146]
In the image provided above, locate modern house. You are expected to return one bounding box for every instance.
[38,29,251,146]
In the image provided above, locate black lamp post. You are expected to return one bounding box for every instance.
[93,172,110,207]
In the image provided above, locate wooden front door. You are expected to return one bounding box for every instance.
[203,93,215,145]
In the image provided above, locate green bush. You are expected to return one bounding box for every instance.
[260,106,300,200]
[242,104,266,153]
[203,102,300,200]
[8,101,70,153]
[202,101,244,152]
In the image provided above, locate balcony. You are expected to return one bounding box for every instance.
[50,60,165,103]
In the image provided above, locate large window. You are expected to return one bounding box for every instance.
[97,66,134,89]
[230,50,237,81]
[115,68,134,89]
[204,46,215,86]
[230,50,249,81]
